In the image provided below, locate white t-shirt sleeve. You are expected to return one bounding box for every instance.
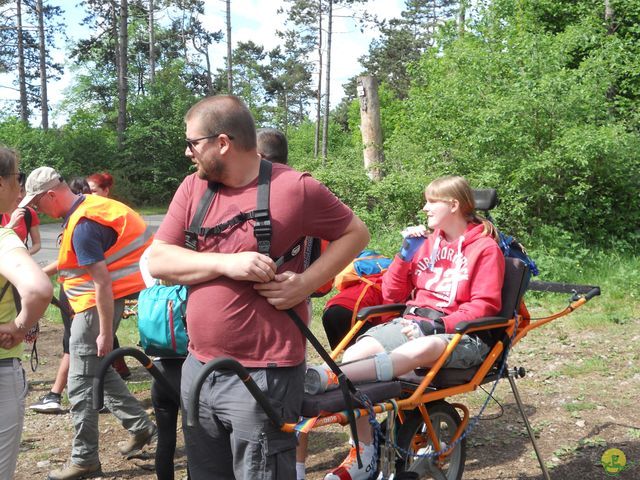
[138,246,156,288]
[0,227,27,256]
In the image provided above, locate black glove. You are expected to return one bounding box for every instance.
[418,318,446,336]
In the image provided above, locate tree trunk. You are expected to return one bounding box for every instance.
[357,76,384,181]
[16,0,28,123]
[36,0,48,129]
[204,49,213,94]
[117,0,128,148]
[605,0,617,105]
[112,1,120,95]
[226,0,232,93]
[604,0,615,34]
[283,91,289,135]
[458,0,466,37]
[313,0,322,158]
[321,0,332,162]
[149,0,155,83]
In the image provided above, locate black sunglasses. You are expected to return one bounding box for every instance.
[185,133,234,153]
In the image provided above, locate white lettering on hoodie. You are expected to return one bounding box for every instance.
[415,235,469,308]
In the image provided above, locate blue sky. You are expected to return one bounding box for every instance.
[1,0,405,124]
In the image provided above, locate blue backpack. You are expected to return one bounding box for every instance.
[137,283,188,357]
[334,249,393,291]
[498,231,539,288]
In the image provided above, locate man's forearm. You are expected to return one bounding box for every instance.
[148,242,229,285]
[95,282,115,339]
[43,260,58,277]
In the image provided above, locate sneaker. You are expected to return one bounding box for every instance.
[324,443,377,480]
[47,462,101,480]
[30,392,64,414]
[118,424,157,458]
[304,364,339,395]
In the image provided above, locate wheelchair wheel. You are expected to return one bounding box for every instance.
[395,401,465,480]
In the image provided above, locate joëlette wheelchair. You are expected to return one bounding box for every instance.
[93,189,600,480]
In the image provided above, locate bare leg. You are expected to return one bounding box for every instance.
[295,433,308,479]
[51,353,70,395]
[296,432,308,462]
[339,336,449,445]
[339,335,447,383]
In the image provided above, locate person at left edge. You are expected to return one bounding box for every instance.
[19,167,157,480]
[0,147,52,480]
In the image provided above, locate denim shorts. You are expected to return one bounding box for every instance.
[360,318,490,369]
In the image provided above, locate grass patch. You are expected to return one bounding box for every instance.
[563,401,597,413]
[127,380,152,394]
[627,428,640,440]
[525,250,639,329]
[136,205,169,215]
[556,357,609,377]
[117,315,141,348]
[579,437,607,448]
[552,444,578,458]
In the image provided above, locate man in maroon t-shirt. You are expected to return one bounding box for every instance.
[149,95,369,480]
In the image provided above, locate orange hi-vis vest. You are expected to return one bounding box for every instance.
[57,195,153,314]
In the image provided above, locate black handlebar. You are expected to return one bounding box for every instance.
[92,347,180,410]
[584,286,601,301]
[528,281,601,301]
[186,357,284,430]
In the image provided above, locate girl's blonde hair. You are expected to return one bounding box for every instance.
[425,176,499,241]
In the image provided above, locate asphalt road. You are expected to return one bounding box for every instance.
[33,214,165,266]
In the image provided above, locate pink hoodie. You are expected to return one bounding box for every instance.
[382,222,505,333]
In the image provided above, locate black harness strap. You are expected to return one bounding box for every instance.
[185,182,219,251]
[199,211,255,237]
[185,160,273,251]
[274,238,306,268]
[254,160,272,255]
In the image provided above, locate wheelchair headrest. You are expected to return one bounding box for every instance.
[472,189,499,212]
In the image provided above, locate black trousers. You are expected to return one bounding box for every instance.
[322,305,376,350]
[152,357,187,480]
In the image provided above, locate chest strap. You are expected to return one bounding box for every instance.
[184,160,272,253]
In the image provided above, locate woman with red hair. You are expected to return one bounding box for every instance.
[87,172,114,198]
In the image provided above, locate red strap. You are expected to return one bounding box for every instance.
[168,300,177,352]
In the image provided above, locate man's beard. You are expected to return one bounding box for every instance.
[197,153,226,183]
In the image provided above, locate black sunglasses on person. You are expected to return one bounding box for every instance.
[185,133,234,154]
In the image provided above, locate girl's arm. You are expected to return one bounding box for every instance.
[28,224,41,255]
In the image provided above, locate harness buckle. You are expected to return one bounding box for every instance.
[253,218,272,236]
[184,230,198,251]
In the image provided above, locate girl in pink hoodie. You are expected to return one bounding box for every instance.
[308,176,505,480]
